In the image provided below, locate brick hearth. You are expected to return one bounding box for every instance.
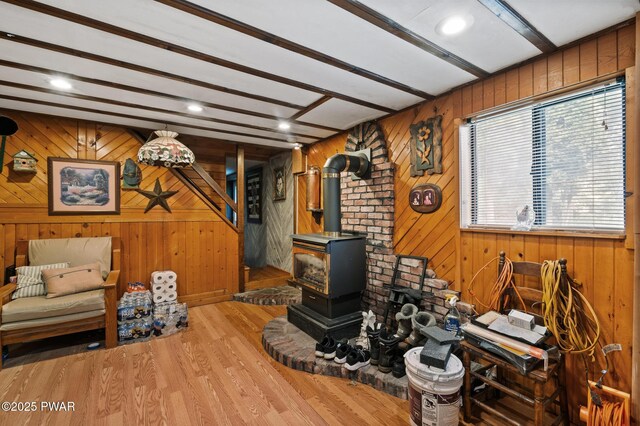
[262,316,408,399]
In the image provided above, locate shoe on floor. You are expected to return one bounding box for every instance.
[323,337,345,360]
[344,348,371,371]
[378,328,401,374]
[334,342,353,364]
[314,334,334,357]
[392,355,406,378]
[366,323,383,365]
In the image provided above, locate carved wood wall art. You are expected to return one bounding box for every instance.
[409,183,442,214]
[410,115,442,176]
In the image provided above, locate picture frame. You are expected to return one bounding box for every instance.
[246,167,262,223]
[409,183,442,214]
[273,166,286,201]
[410,115,443,176]
[47,157,120,215]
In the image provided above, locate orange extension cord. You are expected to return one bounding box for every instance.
[541,260,600,359]
[467,255,526,313]
[588,399,626,426]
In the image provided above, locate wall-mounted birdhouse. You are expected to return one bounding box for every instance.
[13,150,38,173]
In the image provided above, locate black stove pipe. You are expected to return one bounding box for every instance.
[322,153,370,235]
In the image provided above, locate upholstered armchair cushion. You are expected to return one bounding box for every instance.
[28,237,112,279]
[2,289,105,323]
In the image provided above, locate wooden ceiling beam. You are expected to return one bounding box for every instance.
[0,59,338,135]
[3,0,395,114]
[0,106,288,157]
[288,95,333,120]
[477,0,557,53]
[0,80,325,142]
[0,92,298,145]
[0,59,340,131]
[328,0,489,79]
[0,33,305,111]
[155,0,434,100]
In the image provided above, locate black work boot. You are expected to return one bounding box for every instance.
[378,328,400,374]
[367,323,383,365]
[392,354,406,378]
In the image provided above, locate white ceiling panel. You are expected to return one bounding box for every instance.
[0,99,298,149]
[187,0,477,94]
[0,0,635,150]
[359,0,541,73]
[26,0,426,109]
[0,85,317,144]
[0,66,328,140]
[508,0,640,46]
[0,2,322,107]
[296,98,386,130]
[0,40,301,117]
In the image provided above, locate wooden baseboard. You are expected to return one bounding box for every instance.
[178,290,230,307]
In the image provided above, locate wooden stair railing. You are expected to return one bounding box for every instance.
[128,130,238,231]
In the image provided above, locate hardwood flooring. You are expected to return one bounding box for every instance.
[245,266,291,291]
[0,302,409,425]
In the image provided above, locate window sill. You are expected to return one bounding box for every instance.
[460,227,626,240]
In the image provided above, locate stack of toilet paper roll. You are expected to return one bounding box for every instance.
[151,270,178,304]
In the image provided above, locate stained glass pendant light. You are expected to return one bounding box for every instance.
[137,129,195,168]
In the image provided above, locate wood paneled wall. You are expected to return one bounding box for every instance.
[0,110,238,305]
[296,23,636,417]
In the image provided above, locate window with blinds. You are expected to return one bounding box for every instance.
[459,78,626,232]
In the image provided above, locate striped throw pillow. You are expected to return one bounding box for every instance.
[12,262,70,299]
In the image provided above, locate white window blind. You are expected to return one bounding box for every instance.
[460,78,626,232]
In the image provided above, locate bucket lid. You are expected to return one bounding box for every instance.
[404,346,465,382]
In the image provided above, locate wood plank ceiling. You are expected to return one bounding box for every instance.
[0,0,638,150]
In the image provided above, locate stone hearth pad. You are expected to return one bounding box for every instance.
[233,286,301,305]
[262,316,408,399]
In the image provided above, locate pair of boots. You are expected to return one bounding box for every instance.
[367,325,406,378]
[395,303,436,348]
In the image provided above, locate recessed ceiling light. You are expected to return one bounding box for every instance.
[187,104,203,112]
[49,78,72,90]
[278,121,291,130]
[437,16,468,36]
[292,143,302,150]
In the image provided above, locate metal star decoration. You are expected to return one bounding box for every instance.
[136,178,178,213]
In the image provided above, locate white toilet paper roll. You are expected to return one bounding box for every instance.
[151,271,166,284]
[165,291,177,302]
[151,282,177,294]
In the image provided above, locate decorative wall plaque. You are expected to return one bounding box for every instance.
[409,183,442,214]
[409,115,442,176]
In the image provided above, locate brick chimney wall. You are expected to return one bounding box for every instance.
[339,122,473,323]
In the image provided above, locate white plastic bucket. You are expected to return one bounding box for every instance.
[404,347,465,426]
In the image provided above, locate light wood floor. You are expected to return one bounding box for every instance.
[0,302,409,425]
[245,266,291,291]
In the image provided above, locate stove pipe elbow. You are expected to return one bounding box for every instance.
[322,153,370,234]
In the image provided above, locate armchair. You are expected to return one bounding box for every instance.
[0,236,120,370]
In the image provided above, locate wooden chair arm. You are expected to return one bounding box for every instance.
[104,270,120,288]
[0,283,16,305]
[103,271,119,349]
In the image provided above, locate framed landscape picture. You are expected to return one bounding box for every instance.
[246,167,262,223]
[48,158,120,215]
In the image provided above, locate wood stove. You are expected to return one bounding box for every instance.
[287,150,370,341]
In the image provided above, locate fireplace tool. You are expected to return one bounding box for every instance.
[382,255,430,330]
